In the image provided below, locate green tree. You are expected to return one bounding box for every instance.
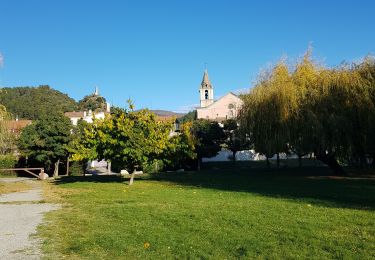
[223,119,251,163]
[191,119,225,170]
[178,110,197,123]
[163,121,196,170]
[0,105,16,155]
[18,113,72,176]
[78,94,107,112]
[72,103,171,184]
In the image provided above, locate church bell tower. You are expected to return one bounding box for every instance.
[199,70,214,107]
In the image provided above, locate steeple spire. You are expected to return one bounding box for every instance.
[199,70,214,108]
[94,86,99,96]
[201,69,213,89]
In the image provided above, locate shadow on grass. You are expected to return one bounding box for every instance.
[151,167,375,210]
[54,166,375,210]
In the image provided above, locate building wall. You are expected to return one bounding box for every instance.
[197,93,243,120]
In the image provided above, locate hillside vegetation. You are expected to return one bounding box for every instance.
[0,85,77,119]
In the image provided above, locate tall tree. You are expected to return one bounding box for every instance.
[18,113,72,176]
[223,119,250,163]
[191,119,225,170]
[71,103,171,184]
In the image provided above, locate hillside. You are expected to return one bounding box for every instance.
[149,110,185,118]
[0,85,77,120]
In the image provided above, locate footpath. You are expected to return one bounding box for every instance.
[0,178,58,260]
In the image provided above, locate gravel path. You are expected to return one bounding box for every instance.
[0,178,58,260]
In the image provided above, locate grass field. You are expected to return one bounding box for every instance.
[39,166,375,259]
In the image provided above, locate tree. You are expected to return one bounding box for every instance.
[240,48,375,174]
[163,121,196,170]
[78,94,107,112]
[191,119,225,170]
[178,110,197,123]
[71,102,171,184]
[18,113,72,176]
[0,105,16,155]
[223,119,250,163]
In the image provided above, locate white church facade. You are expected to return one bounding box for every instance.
[196,70,243,121]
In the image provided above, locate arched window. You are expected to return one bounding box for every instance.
[205,90,209,99]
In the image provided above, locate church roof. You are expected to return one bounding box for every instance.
[200,70,213,89]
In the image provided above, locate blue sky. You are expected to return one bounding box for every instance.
[0,0,374,112]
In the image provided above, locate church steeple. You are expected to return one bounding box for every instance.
[201,69,213,89]
[199,70,214,108]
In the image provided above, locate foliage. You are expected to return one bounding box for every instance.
[78,94,107,112]
[68,161,87,176]
[18,113,72,172]
[163,121,196,170]
[178,110,197,123]
[0,154,17,170]
[222,119,251,161]
[191,119,225,169]
[240,50,375,174]
[0,105,16,154]
[68,119,98,162]
[0,85,77,120]
[71,103,171,173]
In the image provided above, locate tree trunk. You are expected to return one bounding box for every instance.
[107,161,111,175]
[316,153,345,175]
[232,151,237,164]
[53,159,60,178]
[197,157,202,171]
[66,158,70,176]
[129,170,136,185]
[276,153,280,169]
[298,155,302,168]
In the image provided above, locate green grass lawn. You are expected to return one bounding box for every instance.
[39,167,375,259]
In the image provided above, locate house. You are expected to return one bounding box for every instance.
[65,110,107,126]
[64,87,110,126]
[4,119,32,135]
[196,70,243,121]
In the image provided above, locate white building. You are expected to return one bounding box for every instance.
[65,110,107,126]
[65,87,110,126]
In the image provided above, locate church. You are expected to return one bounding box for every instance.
[196,70,243,121]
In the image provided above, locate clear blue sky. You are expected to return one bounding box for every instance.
[0,0,374,112]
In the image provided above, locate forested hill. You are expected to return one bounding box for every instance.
[0,85,77,120]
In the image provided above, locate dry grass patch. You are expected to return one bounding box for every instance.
[0,181,33,195]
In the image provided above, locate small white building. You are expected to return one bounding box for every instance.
[65,110,107,126]
[196,70,243,121]
[65,87,110,126]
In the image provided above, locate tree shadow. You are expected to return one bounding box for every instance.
[149,167,375,210]
[52,167,375,210]
[53,175,126,184]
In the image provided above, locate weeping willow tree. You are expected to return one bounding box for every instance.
[240,49,375,174]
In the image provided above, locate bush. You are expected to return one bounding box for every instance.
[143,160,164,174]
[69,161,87,176]
[0,154,17,175]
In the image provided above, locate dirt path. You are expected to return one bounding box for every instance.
[0,178,58,259]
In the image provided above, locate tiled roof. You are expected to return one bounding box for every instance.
[4,120,32,132]
[64,111,85,118]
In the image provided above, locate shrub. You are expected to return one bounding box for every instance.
[0,154,17,175]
